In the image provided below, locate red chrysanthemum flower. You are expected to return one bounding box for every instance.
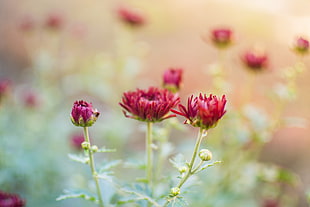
[171,94,227,130]
[294,37,309,55]
[242,51,268,71]
[211,28,233,49]
[117,6,145,27]
[71,100,100,127]
[119,87,180,122]
[163,68,183,93]
[0,191,25,207]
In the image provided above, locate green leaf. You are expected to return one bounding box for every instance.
[56,189,97,202]
[97,147,116,153]
[68,153,89,164]
[119,184,161,207]
[99,160,122,172]
[196,161,222,174]
[97,171,114,182]
[166,196,188,207]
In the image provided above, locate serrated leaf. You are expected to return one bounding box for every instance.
[68,153,89,164]
[99,160,122,172]
[166,196,188,207]
[56,189,97,202]
[97,147,116,153]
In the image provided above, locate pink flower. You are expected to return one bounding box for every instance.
[19,16,35,32]
[70,133,85,150]
[119,87,180,122]
[263,199,279,207]
[71,100,100,127]
[23,91,39,108]
[117,6,145,27]
[0,191,25,207]
[45,13,64,30]
[294,37,309,55]
[0,79,11,102]
[163,68,183,92]
[171,94,227,130]
[242,51,268,71]
[211,28,233,49]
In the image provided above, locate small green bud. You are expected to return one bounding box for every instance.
[178,166,187,174]
[91,145,98,152]
[170,187,180,196]
[199,149,212,161]
[81,141,90,150]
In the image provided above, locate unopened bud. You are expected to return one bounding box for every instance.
[178,166,187,174]
[81,141,90,150]
[170,187,180,196]
[91,145,98,152]
[199,149,212,161]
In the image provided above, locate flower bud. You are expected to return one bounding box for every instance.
[163,68,183,93]
[170,187,180,196]
[81,141,90,150]
[178,166,187,174]
[294,37,309,55]
[91,145,98,153]
[199,149,212,161]
[71,100,100,127]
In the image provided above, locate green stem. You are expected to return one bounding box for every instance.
[177,128,205,189]
[146,122,153,188]
[83,127,104,207]
[163,128,206,207]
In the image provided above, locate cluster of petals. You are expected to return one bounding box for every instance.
[119,87,180,122]
[117,6,145,27]
[171,94,227,130]
[242,51,268,71]
[0,191,25,207]
[211,28,233,49]
[71,100,100,127]
[163,68,183,92]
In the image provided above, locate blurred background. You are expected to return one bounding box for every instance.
[0,0,310,206]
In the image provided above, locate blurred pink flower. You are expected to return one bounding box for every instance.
[0,191,25,207]
[211,28,233,49]
[294,37,309,55]
[163,68,183,92]
[171,94,227,130]
[263,199,279,207]
[119,87,180,122]
[0,79,11,102]
[19,15,35,32]
[23,91,40,108]
[71,100,100,127]
[242,50,268,71]
[117,6,145,27]
[45,13,64,30]
[70,133,85,150]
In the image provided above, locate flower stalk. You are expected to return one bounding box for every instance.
[146,121,153,188]
[176,128,206,189]
[83,127,104,207]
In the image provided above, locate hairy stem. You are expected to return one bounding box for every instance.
[83,127,104,207]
